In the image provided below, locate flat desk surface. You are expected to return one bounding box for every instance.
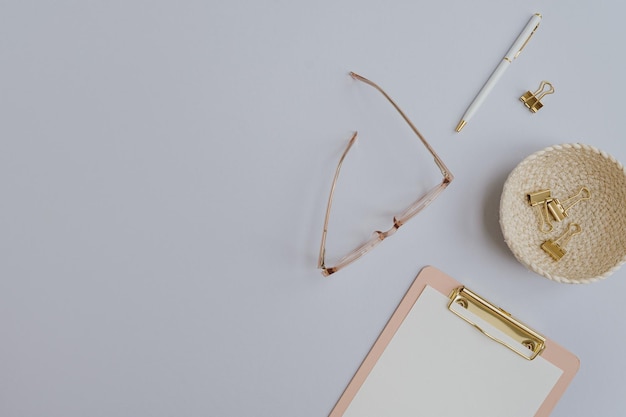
[1,1,624,416]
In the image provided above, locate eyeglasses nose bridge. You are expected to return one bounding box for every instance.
[376,219,403,240]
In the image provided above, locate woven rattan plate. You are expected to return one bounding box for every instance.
[500,144,626,283]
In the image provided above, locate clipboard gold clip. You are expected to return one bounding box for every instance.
[448,287,546,360]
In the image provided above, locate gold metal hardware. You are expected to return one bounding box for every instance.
[514,18,541,60]
[541,223,582,261]
[455,120,467,132]
[527,190,554,233]
[546,187,591,222]
[520,81,554,113]
[534,202,554,233]
[448,286,546,360]
[527,189,552,206]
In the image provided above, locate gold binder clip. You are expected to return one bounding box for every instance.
[546,186,591,222]
[527,189,552,206]
[541,223,582,261]
[448,286,546,360]
[527,189,553,233]
[520,81,554,113]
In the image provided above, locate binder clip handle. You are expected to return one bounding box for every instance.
[546,186,591,222]
[554,222,582,246]
[560,186,591,212]
[541,223,582,261]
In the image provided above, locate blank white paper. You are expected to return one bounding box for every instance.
[342,286,563,417]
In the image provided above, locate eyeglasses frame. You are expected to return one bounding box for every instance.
[318,72,453,276]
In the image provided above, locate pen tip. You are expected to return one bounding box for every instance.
[455,120,467,132]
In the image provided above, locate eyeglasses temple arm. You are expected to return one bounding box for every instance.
[349,72,453,183]
[318,132,358,271]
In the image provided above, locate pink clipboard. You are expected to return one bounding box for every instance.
[329,266,580,417]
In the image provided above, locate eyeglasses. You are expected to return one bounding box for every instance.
[318,72,453,277]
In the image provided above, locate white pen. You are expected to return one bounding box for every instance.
[455,13,542,132]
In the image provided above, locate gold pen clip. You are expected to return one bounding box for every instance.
[520,81,554,113]
[514,13,542,59]
[513,13,542,59]
[448,286,546,360]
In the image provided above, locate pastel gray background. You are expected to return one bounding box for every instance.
[1,1,624,416]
